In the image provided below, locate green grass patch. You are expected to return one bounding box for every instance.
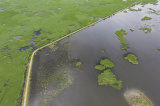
[115,29,130,50]
[124,54,138,65]
[100,50,104,53]
[129,8,142,11]
[95,65,106,71]
[98,69,122,91]
[158,48,160,51]
[141,16,152,21]
[130,29,134,32]
[139,25,152,33]
[76,62,82,66]
[100,59,114,69]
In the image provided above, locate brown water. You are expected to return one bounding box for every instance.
[28,2,160,106]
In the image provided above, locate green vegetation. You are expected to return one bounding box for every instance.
[100,59,114,68]
[76,62,82,66]
[95,59,122,90]
[129,8,142,11]
[49,43,56,49]
[124,10,127,13]
[37,70,73,106]
[100,50,105,53]
[130,29,134,32]
[148,8,160,15]
[95,65,106,71]
[141,16,152,21]
[0,0,157,105]
[115,29,130,50]
[124,54,138,65]
[158,48,160,51]
[124,90,153,106]
[139,25,152,33]
[98,69,122,91]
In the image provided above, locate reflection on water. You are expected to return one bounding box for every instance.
[28,2,160,106]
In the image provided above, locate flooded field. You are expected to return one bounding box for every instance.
[28,2,160,106]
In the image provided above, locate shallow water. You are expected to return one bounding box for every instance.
[28,2,160,106]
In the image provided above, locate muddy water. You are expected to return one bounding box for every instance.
[28,2,160,106]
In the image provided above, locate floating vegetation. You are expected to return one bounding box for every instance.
[100,59,114,69]
[124,54,138,65]
[95,59,122,90]
[76,62,82,66]
[158,48,160,51]
[98,69,122,91]
[124,90,153,106]
[148,8,160,15]
[37,70,74,106]
[100,50,104,53]
[95,65,106,71]
[141,16,152,21]
[130,29,134,32]
[49,43,56,49]
[129,8,142,11]
[124,10,127,13]
[115,29,130,50]
[139,25,152,33]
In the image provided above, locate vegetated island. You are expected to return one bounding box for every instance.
[158,48,160,51]
[124,90,153,106]
[95,59,122,91]
[139,25,152,33]
[124,54,138,65]
[0,0,158,105]
[141,16,152,21]
[115,29,130,50]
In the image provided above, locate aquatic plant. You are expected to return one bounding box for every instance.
[129,8,142,11]
[100,50,104,53]
[124,54,138,65]
[130,29,134,32]
[141,16,152,21]
[115,29,130,50]
[148,8,160,15]
[124,90,153,106]
[76,62,82,66]
[139,25,152,33]
[100,59,114,69]
[98,69,122,91]
[158,48,160,51]
[95,65,106,71]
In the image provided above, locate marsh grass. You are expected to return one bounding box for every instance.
[98,69,122,91]
[95,59,122,90]
[129,8,142,11]
[115,29,130,50]
[139,25,152,33]
[124,54,138,65]
[141,16,152,21]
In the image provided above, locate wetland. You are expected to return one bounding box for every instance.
[28,1,160,106]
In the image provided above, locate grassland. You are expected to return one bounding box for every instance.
[0,0,158,105]
[124,54,138,65]
[141,16,152,21]
[115,29,130,50]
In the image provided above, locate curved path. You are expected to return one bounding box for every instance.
[22,1,143,106]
